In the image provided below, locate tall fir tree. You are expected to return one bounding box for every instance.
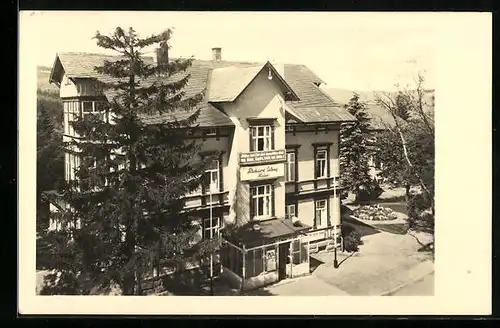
[37,92,64,230]
[40,27,218,295]
[339,93,372,201]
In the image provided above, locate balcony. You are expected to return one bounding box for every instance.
[286,176,341,195]
[182,191,230,211]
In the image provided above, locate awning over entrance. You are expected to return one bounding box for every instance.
[227,218,311,248]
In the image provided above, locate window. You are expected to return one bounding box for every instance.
[315,199,327,227]
[291,239,308,265]
[286,204,296,219]
[203,159,220,198]
[203,217,221,240]
[285,151,296,182]
[315,148,328,179]
[64,101,80,136]
[82,101,108,123]
[66,153,80,181]
[205,128,217,136]
[250,184,273,219]
[250,125,273,152]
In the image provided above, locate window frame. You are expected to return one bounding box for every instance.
[285,204,296,219]
[204,159,220,198]
[285,151,297,182]
[315,199,327,228]
[315,147,328,179]
[250,125,273,152]
[203,217,221,240]
[64,101,80,136]
[81,100,109,123]
[250,184,273,219]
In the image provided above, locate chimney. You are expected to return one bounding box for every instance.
[212,47,222,61]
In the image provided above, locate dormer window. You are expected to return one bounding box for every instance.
[205,128,217,136]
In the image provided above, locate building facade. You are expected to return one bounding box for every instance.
[48,48,356,290]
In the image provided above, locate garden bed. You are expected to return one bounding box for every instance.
[352,204,399,221]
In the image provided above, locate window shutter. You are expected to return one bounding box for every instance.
[271,127,275,150]
[249,186,255,220]
[249,127,254,151]
[271,184,275,217]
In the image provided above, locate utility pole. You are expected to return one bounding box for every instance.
[209,185,214,296]
[333,176,339,269]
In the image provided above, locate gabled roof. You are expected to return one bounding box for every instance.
[49,52,356,126]
[208,62,299,102]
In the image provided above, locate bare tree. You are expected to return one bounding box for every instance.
[374,73,435,216]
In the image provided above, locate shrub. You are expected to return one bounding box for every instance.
[407,192,434,234]
[342,225,362,252]
[356,179,384,202]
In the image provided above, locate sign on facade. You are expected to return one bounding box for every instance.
[239,149,286,165]
[265,249,277,271]
[240,163,285,181]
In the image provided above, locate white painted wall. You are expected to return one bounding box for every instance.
[222,68,287,227]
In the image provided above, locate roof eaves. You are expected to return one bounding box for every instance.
[48,54,62,86]
[267,62,300,101]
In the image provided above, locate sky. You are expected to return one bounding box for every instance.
[25,11,435,91]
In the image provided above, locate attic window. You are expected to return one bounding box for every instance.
[206,128,217,136]
[64,76,71,86]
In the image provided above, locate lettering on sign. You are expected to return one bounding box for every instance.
[240,163,285,181]
[239,149,286,165]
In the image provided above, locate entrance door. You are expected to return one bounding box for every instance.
[278,242,290,281]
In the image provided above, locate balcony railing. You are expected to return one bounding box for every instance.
[183,190,230,210]
[286,176,341,195]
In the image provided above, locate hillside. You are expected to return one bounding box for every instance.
[321,87,435,130]
[37,66,59,92]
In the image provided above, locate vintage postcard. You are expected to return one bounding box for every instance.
[18,11,492,315]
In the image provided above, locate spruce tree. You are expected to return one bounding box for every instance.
[37,92,64,232]
[339,93,372,201]
[40,27,218,295]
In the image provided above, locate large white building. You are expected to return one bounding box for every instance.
[48,48,356,291]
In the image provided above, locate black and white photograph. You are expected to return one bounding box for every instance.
[19,11,491,315]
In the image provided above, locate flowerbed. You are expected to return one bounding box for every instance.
[352,204,398,221]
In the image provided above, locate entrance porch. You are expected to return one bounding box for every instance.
[220,218,311,291]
